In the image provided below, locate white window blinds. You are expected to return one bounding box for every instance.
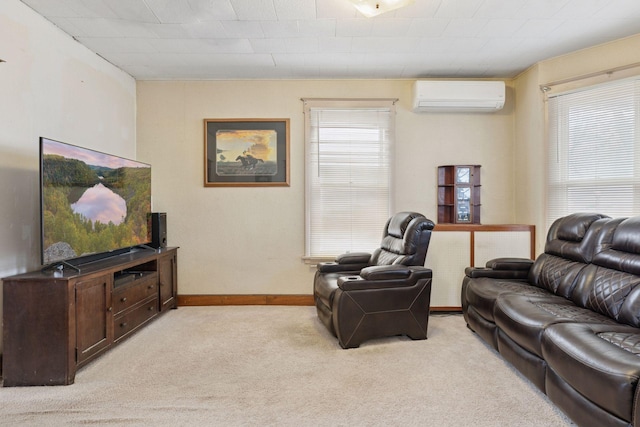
[304,99,395,258]
[547,77,640,229]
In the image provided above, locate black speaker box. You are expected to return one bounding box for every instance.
[148,212,167,249]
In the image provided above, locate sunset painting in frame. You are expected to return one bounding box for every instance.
[216,129,277,176]
[204,118,290,187]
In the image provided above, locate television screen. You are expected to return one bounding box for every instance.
[40,137,152,266]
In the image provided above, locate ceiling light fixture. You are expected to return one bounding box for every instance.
[347,0,415,18]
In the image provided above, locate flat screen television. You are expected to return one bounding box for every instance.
[40,137,152,268]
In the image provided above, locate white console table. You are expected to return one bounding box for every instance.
[425,224,535,310]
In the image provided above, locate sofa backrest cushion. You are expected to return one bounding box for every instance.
[545,213,611,262]
[528,213,610,298]
[607,216,640,270]
[572,217,640,326]
[528,255,587,298]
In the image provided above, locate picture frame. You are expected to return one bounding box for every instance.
[204,118,290,187]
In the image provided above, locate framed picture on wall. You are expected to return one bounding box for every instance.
[204,118,290,187]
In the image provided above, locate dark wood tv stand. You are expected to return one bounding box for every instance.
[2,247,178,386]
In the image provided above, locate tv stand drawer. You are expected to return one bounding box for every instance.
[113,273,158,315]
[114,297,158,341]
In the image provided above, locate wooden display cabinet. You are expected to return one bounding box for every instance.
[438,165,481,224]
[2,247,178,386]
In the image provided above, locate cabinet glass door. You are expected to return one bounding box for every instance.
[456,186,471,223]
[456,167,470,184]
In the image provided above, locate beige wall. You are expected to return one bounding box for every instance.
[0,0,137,352]
[136,80,516,295]
[514,33,640,253]
[513,64,546,250]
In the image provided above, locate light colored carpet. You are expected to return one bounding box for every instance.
[1,306,574,426]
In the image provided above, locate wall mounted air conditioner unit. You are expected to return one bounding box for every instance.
[412,80,505,113]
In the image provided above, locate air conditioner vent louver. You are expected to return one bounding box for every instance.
[412,80,505,113]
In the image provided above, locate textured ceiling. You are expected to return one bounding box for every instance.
[19,0,640,80]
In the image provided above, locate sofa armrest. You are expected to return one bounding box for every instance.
[465,258,533,280]
[485,257,534,271]
[338,266,432,291]
[464,268,530,280]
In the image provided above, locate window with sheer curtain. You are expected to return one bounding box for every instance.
[303,99,395,259]
[547,77,640,230]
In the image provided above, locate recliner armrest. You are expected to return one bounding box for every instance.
[360,265,411,280]
[317,262,362,273]
[338,266,432,291]
[336,252,371,265]
[465,257,533,279]
[317,252,371,273]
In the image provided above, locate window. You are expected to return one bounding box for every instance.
[546,77,640,229]
[303,99,396,259]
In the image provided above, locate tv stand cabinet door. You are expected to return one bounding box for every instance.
[158,250,177,311]
[75,274,113,367]
[3,278,75,386]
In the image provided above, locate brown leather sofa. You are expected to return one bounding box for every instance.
[462,213,640,427]
[313,212,435,348]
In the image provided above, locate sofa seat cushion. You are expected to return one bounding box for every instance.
[542,323,640,423]
[494,294,618,357]
[465,305,501,349]
[464,278,549,322]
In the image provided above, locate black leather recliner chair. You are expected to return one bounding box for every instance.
[313,212,435,348]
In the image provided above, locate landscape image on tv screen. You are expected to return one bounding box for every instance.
[41,138,151,266]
